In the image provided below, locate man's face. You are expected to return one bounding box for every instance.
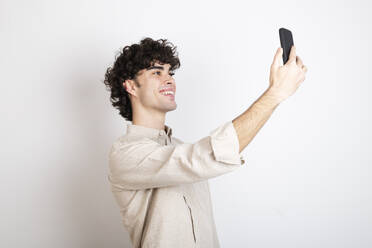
[126,61,177,114]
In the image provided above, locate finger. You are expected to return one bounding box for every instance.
[296,56,304,67]
[271,47,283,71]
[288,45,296,63]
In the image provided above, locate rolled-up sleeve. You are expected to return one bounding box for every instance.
[108,120,246,190]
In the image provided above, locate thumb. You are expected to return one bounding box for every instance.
[287,45,296,64]
[271,47,282,71]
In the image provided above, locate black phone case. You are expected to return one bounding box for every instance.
[279,28,294,64]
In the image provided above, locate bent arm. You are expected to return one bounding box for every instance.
[108,120,245,190]
[232,88,281,153]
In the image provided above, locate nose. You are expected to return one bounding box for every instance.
[165,75,175,84]
[164,78,175,91]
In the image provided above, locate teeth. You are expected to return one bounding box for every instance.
[160,91,174,96]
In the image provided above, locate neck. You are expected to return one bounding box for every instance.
[132,108,166,131]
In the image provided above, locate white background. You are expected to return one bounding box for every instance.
[3,0,371,247]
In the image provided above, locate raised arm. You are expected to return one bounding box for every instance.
[233,46,307,153]
[108,46,307,190]
[108,120,245,190]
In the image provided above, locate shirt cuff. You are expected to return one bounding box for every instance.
[209,120,246,165]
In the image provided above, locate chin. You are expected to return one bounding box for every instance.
[165,103,177,112]
[168,105,177,112]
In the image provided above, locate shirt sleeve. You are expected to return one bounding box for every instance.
[108,120,246,190]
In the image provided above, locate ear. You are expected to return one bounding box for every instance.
[123,79,130,93]
[123,79,136,96]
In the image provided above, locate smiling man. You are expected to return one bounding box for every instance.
[126,62,177,131]
[103,37,307,248]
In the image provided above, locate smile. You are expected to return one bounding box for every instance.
[160,91,175,96]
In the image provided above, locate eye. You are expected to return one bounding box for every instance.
[153,71,175,76]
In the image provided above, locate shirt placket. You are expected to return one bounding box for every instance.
[158,130,168,146]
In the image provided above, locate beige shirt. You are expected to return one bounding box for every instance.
[108,120,246,248]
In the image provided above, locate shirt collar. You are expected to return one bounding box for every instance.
[126,123,173,139]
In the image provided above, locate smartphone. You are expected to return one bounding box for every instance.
[279,28,294,64]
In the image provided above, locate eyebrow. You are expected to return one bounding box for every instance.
[147,65,172,71]
[147,66,164,70]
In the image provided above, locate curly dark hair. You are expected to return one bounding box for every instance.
[103,37,181,122]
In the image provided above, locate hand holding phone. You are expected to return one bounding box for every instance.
[266,28,307,103]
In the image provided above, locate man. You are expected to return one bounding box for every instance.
[103,37,307,248]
